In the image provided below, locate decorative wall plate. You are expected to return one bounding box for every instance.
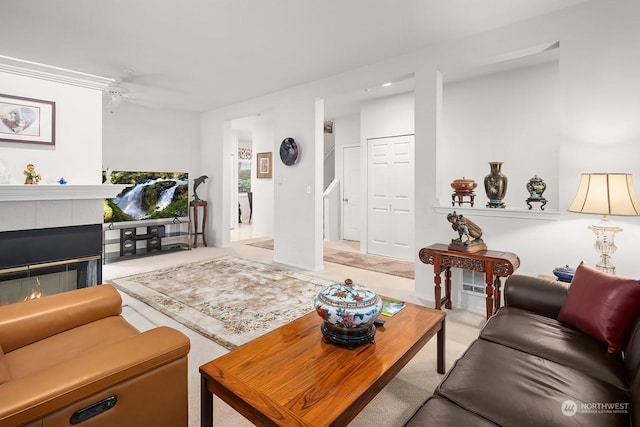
[279,137,299,166]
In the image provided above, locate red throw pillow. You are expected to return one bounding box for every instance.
[558,262,640,353]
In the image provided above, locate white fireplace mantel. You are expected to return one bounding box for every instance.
[0,185,127,202]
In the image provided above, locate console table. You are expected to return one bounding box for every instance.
[419,243,520,319]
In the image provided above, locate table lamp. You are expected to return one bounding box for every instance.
[568,173,640,274]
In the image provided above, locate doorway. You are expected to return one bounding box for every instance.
[342,145,361,241]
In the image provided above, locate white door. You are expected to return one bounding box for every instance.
[367,135,414,260]
[342,145,361,241]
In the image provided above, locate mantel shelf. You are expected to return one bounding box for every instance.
[433,205,561,221]
[0,185,127,202]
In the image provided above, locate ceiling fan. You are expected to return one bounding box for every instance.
[103,70,156,113]
[103,80,131,113]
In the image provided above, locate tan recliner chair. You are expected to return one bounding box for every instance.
[0,284,190,427]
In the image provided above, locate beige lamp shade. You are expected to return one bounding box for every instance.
[568,173,640,216]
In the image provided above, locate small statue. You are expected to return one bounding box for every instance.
[24,164,41,184]
[193,175,208,201]
[446,211,487,253]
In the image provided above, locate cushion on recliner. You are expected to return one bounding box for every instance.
[0,344,10,384]
[436,339,630,427]
[5,316,139,380]
[481,307,627,389]
[557,262,640,353]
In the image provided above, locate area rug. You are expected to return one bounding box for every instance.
[109,256,332,350]
[247,239,415,279]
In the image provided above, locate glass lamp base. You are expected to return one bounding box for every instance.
[589,217,622,276]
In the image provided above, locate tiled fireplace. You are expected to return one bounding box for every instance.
[0,225,102,304]
[0,184,125,304]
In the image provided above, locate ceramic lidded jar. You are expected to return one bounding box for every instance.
[314,278,382,349]
[552,265,576,283]
[526,175,547,199]
[450,177,477,192]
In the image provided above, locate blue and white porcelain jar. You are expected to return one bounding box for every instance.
[314,278,382,348]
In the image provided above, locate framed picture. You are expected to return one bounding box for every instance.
[0,93,56,146]
[256,152,273,179]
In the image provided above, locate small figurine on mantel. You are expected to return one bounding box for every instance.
[446,211,487,253]
[23,163,41,184]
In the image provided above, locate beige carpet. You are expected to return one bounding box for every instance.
[111,254,483,426]
[248,239,415,279]
[110,255,332,350]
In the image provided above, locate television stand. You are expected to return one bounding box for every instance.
[102,218,191,263]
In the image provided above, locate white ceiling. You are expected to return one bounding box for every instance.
[0,0,587,114]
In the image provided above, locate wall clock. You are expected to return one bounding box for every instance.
[279,137,299,166]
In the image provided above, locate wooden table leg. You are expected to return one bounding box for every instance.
[444,267,452,309]
[433,270,442,310]
[484,270,494,320]
[493,276,502,313]
[201,204,208,247]
[437,318,446,374]
[201,376,213,427]
[192,206,199,248]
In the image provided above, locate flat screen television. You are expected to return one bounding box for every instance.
[103,171,189,223]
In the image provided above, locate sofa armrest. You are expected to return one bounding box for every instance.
[503,275,569,319]
[0,326,190,426]
[0,285,122,353]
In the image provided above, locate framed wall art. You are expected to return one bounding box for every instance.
[256,152,273,179]
[0,93,56,146]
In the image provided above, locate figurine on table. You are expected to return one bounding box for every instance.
[446,211,487,253]
[23,164,41,184]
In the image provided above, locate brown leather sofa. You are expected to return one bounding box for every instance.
[407,274,639,426]
[0,284,191,427]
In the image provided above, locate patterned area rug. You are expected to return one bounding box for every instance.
[109,256,332,350]
[248,239,415,280]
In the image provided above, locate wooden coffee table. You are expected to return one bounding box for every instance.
[199,298,445,426]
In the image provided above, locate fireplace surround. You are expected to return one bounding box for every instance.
[0,224,102,304]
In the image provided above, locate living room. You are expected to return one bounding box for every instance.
[3,1,639,283]
[0,1,639,426]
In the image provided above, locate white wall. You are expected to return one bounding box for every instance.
[251,120,274,237]
[102,101,199,175]
[271,96,324,270]
[0,72,103,184]
[440,61,560,208]
[413,0,640,303]
[360,92,415,141]
[198,0,640,286]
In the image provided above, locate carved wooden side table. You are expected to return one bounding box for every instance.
[419,243,520,319]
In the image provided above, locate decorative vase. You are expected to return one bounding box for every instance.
[526,175,546,199]
[525,175,548,210]
[484,162,508,208]
[314,278,382,349]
